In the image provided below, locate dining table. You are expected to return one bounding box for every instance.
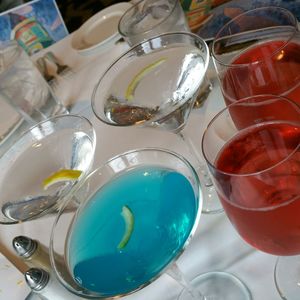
[0,32,282,300]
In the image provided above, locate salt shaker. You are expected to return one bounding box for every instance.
[12,236,51,272]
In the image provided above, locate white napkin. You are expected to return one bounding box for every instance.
[0,253,30,299]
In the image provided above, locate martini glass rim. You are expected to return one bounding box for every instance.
[50,147,203,299]
[91,31,210,129]
[0,113,96,225]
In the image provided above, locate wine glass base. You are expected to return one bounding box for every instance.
[178,271,252,300]
[274,256,300,300]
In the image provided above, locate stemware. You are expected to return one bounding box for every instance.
[50,148,251,299]
[0,114,96,224]
[118,0,213,110]
[91,31,222,214]
[202,94,300,300]
[212,6,300,106]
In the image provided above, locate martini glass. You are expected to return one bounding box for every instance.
[50,148,251,299]
[91,32,222,214]
[0,114,96,224]
[202,94,300,300]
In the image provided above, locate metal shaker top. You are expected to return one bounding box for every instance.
[25,268,50,291]
[12,235,37,258]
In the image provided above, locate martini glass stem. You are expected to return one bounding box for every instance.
[167,263,206,300]
[177,131,223,214]
[177,132,213,188]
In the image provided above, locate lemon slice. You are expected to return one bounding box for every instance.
[118,205,134,249]
[125,58,166,101]
[42,169,82,190]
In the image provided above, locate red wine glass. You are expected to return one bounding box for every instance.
[202,94,300,300]
[212,7,300,107]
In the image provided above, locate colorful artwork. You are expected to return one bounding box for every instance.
[180,0,231,32]
[0,0,68,55]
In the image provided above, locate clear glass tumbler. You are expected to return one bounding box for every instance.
[0,40,67,124]
[118,0,190,46]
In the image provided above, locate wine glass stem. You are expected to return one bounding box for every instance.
[167,263,206,300]
[177,132,213,188]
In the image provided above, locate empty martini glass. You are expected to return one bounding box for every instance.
[91,32,221,214]
[0,114,96,224]
[50,148,251,299]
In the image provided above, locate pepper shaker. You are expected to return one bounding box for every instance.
[25,268,82,300]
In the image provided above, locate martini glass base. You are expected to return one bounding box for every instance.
[178,271,252,300]
[274,255,300,300]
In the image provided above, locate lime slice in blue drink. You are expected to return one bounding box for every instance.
[118,205,134,249]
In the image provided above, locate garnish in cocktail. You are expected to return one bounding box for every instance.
[43,169,82,190]
[67,166,197,297]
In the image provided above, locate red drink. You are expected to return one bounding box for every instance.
[215,121,300,255]
[222,40,300,105]
[221,40,300,129]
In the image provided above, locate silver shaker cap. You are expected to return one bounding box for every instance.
[25,268,50,291]
[12,236,37,258]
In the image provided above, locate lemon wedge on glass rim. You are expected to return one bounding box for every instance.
[42,169,82,190]
[118,205,134,249]
[125,58,166,101]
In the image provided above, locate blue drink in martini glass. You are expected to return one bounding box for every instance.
[51,148,252,299]
[50,148,201,298]
[68,165,198,296]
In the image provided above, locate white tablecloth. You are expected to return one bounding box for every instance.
[0,35,281,300]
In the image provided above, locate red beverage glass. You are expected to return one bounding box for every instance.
[212,7,300,128]
[202,94,300,299]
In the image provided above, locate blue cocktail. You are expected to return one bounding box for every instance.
[50,148,201,298]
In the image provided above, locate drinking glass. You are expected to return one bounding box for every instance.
[0,40,67,123]
[211,7,300,106]
[91,32,222,214]
[0,114,96,224]
[50,148,251,299]
[118,0,189,47]
[202,94,300,300]
[0,40,68,156]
